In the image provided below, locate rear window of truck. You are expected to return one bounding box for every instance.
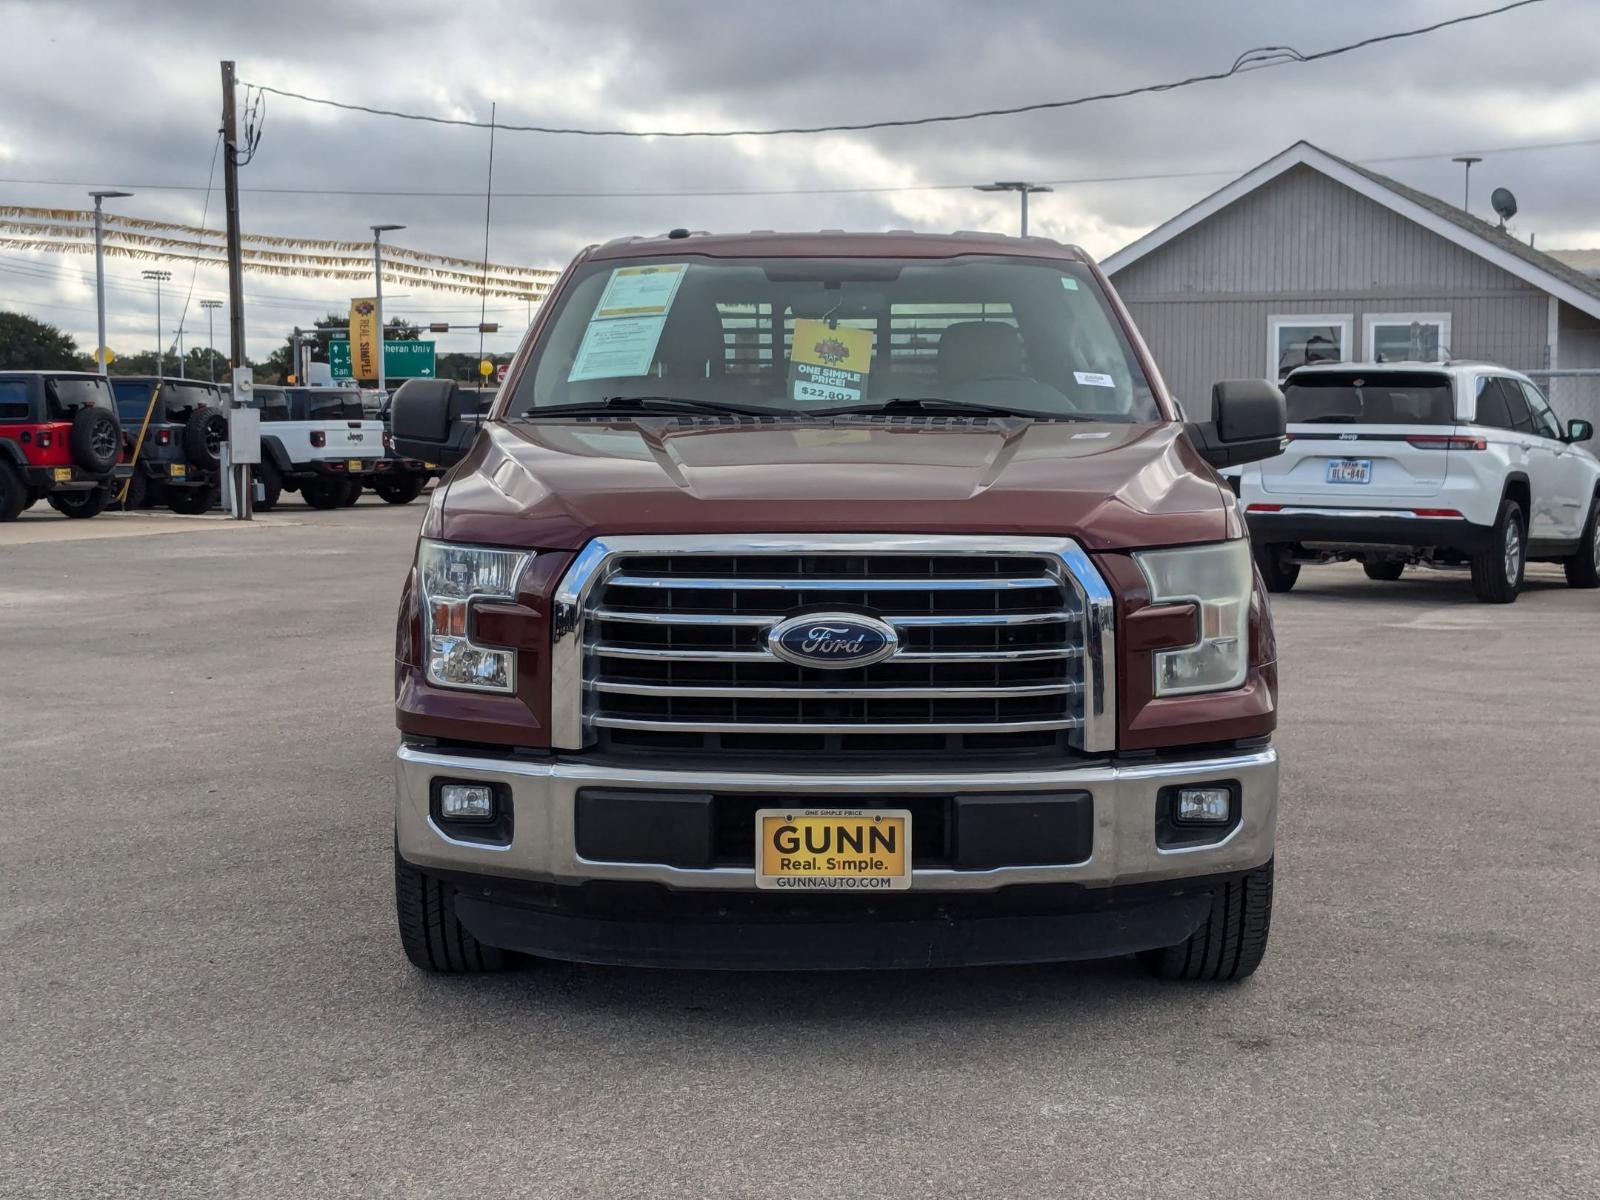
[288,389,363,420]
[1284,372,1454,425]
[162,382,222,421]
[515,255,1160,422]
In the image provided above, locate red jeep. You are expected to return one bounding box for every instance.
[0,371,130,521]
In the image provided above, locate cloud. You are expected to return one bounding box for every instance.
[0,0,1595,360]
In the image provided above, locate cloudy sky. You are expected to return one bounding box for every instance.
[1,0,1597,363]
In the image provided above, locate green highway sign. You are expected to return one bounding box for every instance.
[328,338,436,380]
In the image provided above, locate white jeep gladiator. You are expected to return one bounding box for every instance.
[250,385,387,510]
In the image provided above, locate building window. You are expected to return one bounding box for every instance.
[1364,312,1451,363]
[1268,314,1351,380]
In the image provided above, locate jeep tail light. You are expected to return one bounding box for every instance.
[310,430,326,448]
[157,429,171,445]
[418,539,530,693]
[1407,434,1486,450]
[36,430,52,449]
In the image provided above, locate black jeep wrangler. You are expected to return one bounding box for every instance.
[108,377,227,514]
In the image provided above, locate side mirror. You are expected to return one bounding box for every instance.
[1564,419,1593,445]
[1185,379,1287,470]
[390,378,477,465]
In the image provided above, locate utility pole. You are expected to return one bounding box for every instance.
[89,190,132,375]
[141,269,171,374]
[221,59,252,519]
[974,181,1053,237]
[371,224,405,398]
[200,300,222,382]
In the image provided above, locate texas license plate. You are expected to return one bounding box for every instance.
[1326,458,1372,484]
[169,463,186,478]
[53,468,72,482]
[346,458,363,472]
[755,808,911,891]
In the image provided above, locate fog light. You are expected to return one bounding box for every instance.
[1176,786,1232,825]
[439,783,495,821]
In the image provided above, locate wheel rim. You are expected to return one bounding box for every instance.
[91,419,117,460]
[1503,521,1522,585]
[1592,517,1600,571]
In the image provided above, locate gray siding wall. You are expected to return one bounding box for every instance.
[1552,302,1600,428]
[1110,165,1554,417]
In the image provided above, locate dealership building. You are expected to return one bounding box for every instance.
[1104,141,1600,426]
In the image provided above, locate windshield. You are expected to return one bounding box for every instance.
[47,377,113,419]
[1285,371,1455,425]
[513,255,1160,421]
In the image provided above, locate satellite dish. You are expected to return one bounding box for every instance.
[1491,187,1518,227]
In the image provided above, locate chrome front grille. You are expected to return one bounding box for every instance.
[550,536,1115,759]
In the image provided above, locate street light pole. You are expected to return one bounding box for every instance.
[200,300,222,382]
[973,181,1054,237]
[89,190,133,375]
[141,269,172,375]
[371,224,405,398]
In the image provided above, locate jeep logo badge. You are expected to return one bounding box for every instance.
[767,613,898,670]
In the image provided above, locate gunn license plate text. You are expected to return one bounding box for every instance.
[755,809,912,891]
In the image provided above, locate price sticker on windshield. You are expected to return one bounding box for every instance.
[789,319,873,404]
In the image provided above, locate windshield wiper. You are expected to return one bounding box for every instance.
[811,396,1090,421]
[523,395,794,419]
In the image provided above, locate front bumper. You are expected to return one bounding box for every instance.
[1247,507,1493,553]
[395,743,1277,968]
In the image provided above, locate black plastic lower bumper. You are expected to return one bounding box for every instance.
[436,872,1227,971]
[1247,511,1493,554]
[23,464,122,491]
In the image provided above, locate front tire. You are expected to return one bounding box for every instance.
[1254,544,1300,593]
[1471,499,1525,604]
[254,460,282,512]
[373,474,424,505]
[0,459,26,522]
[394,848,510,973]
[300,479,344,510]
[1565,496,1600,589]
[1141,859,1274,982]
[1363,561,1405,582]
[167,485,217,515]
[48,486,111,519]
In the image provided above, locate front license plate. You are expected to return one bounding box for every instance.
[755,808,912,891]
[346,458,363,472]
[1326,458,1372,484]
[53,468,72,482]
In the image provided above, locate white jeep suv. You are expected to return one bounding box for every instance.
[1234,361,1600,603]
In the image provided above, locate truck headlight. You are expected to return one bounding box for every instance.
[418,539,530,693]
[1133,539,1252,696]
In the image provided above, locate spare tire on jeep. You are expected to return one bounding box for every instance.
[184,406,227,470]
[70,406,121,473]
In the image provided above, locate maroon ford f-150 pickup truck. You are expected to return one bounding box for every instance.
[386,229,1287,980]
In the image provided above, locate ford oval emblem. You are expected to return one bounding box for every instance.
[767,612,899,670]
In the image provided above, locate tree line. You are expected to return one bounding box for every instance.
[0,310,512,385]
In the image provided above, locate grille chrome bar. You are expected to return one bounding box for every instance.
[549,535,1118,755]
[605,574,1062,592]
[593,680,1082,700]
[593,608,1076,627]
[593,716,1084,735]
[589,645,1085,663]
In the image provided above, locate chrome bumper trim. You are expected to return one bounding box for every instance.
[395,744,1276,892]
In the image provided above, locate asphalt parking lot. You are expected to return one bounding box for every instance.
[2,501,1596,1199]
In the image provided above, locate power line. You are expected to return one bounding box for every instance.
[241,1,1545,138]
[0,133,1593,202]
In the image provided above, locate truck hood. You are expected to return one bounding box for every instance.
[432,418,1231,552]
